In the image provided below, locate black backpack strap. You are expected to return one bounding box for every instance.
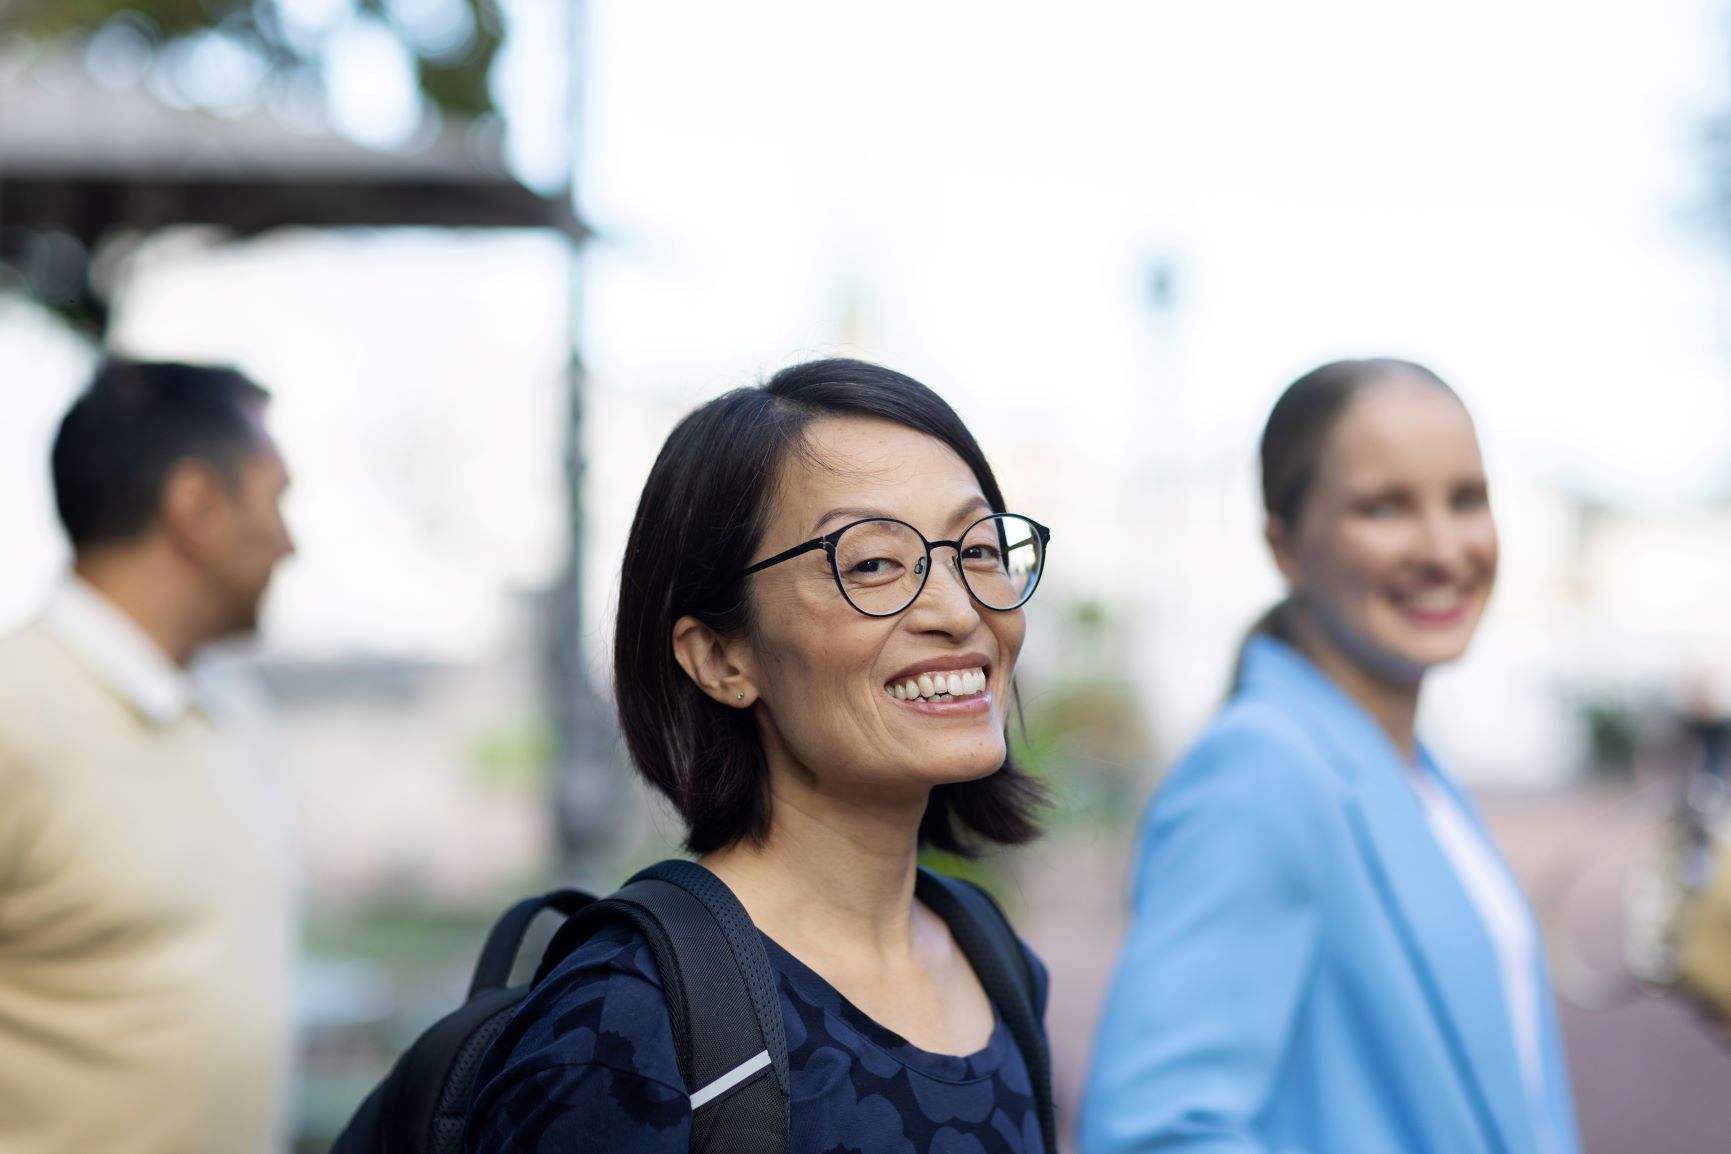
[468,889,595,998]
[333,888,600,1154]
[915,868,1057,1154]
[534,860,789,1153]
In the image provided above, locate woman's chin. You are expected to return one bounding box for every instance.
[1356,607,1484,678]
[1358,638,1469,685]
[897,746,1008,789]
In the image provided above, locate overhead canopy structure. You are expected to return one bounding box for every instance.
[0,52,581,245]
[0,49,584,329]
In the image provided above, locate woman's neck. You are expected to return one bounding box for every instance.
[699,777,927,963]
[1283,606,1423,762]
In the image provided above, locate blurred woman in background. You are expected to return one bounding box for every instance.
[1081,359,1580,1154]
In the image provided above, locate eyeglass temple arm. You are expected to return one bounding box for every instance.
[738,537,828,577]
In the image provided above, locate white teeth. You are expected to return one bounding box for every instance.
[886,667,989,702]
[1407,588,1463,611]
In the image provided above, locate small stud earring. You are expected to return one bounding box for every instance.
[736,692,745,701]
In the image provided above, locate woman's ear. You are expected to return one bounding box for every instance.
[672,616,759,707]
[1264,514,1302,587]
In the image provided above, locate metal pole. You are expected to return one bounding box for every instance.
[547,0,623,884]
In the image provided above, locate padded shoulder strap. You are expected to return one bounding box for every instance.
[915,869,1057,1154]
[469,889,595,998]
[534,860,788,1154]
[628,860,791,1098]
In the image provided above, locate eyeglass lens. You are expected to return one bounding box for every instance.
[831,514,1044,616]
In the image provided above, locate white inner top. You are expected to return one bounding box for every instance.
[1407,767,1555,1154]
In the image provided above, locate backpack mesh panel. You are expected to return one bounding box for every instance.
[428,1005,517,1154]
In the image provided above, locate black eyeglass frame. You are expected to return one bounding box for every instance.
[737,513,1052,619]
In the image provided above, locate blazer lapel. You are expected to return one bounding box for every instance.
[1426,759,1578,1154]
[1342,755,1536,1154]
[1239,639,1536,1154]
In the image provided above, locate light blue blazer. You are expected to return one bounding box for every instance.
[1080,636,1581,1154]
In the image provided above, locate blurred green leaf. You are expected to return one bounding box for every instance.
[1013,679,1156,834]
[12,1,237,39]
[6,0,507,119]
[468,715,554,790]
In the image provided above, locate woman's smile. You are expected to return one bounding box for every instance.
[883,656,993,714]
[1386,578,1482,628]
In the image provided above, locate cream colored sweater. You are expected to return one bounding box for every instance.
[0,610,296,1154]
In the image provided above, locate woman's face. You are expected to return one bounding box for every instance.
[739,416,1026,800]
[1272,377,1498,685]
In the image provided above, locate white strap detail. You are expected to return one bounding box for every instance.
[688,1049,772,1111]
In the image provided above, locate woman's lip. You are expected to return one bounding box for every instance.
[1402,605,1468,625]
[1390,587,1478,625]
[884,653,992,684]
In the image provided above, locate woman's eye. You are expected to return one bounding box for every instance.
[961,544,1004,567]
[1452,487,1490,511]
[848,557,903,579]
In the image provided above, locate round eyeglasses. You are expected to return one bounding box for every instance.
[738,513,1050,618]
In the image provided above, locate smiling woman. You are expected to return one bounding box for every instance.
[464,359,1056,1154]
[1081,359,1583,1154]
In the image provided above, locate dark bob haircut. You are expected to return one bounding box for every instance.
[613,357,1045,856]
[52,359,270,550]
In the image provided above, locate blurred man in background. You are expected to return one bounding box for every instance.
[0,361,299,1153]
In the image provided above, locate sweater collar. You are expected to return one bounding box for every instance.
[44,577,197,728]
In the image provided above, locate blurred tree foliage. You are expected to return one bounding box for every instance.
[1011,597,1160,833]
[1014,680,1155,833]
[1577,696,1640,777]
[3,0,505,119]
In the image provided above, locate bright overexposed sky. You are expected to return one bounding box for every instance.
[577,0,1731,506]
[5,0,1731,689]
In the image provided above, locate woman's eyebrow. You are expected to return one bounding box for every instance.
[1348,484,1411,503]
[809,506,894,534]
[949,495,992,526]
[808,495,991,536]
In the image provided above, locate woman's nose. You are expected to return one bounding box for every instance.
[1414,507,1476,568]
[914,551,979,623]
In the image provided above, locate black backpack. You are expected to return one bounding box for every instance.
[330,859,1057,1154]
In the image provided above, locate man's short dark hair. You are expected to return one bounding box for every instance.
[613,357,1046,856]
[52,360,271,550]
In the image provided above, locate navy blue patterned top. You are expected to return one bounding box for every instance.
[463,920,1050,1153]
